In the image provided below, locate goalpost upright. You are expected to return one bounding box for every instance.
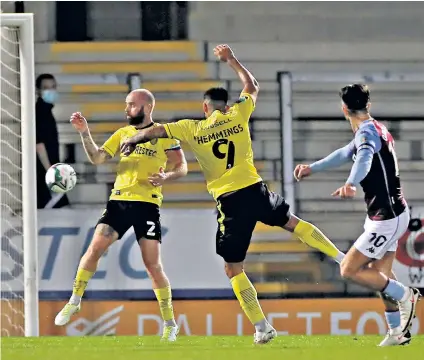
[1,13,39,337]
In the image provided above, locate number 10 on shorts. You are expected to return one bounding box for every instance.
[369,233,387,248]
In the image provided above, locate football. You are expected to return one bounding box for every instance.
[45,163,77,193]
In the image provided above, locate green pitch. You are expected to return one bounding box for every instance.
[2,335,424,360]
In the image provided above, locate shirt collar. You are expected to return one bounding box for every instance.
[358,118,374,129]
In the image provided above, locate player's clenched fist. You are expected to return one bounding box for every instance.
[148,167,167,187]
[120,138,136,156]
[70,112,88,133]
[213,44,235,62]
[293,164,312,181]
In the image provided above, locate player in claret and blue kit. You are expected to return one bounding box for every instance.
[294,84,421,346]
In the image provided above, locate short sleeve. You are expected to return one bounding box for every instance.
[232,92,255,121]
[354,127,382,153]
[163,120,194,143]
[164,138,181,151]
[35,106,46,144]
[35,119,45,144]
[100,129,122,157]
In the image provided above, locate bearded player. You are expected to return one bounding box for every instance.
[54,89,187,342]
[294,84,421,346]
[121,45,346,344]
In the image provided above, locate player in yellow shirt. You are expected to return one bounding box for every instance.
[54,89,187,342]
[121,45,345,344]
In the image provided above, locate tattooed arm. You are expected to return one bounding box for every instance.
[70,112,112,165]
[80,129,111,165]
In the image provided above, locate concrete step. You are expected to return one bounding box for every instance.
[299,199,422,213]
[296,179,424,200]
[294,139,422,160]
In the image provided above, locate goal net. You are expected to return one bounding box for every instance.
[1,13,38,337]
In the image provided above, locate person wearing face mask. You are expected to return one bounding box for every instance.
[35,73,70,208]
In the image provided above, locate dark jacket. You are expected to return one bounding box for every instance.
[36,97,69,208]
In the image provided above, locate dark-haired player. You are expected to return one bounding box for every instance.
[121,44,345,344]
[294,84,421,346]
[55,89,187,342]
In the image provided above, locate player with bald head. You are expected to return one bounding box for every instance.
[54,89,187,342]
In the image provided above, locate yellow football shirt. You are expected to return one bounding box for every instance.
[163,93,262,200]
[101,123,180,206]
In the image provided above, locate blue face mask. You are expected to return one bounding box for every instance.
[41,89,59,104]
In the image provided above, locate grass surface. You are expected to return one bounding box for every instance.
[2,335,424,360]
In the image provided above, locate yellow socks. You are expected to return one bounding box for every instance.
[294,219,344,263]
[70,268,94,304]
[231,272,267,326]
[154,286,176,326]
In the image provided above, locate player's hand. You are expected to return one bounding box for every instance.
[70,112,88,133]
[148,167,167,187]
[120,138,137,156]
[331,184,357,199]
[294,164,312,181]
[213,44,235,62]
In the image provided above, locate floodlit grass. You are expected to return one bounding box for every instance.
[2,335,424,360]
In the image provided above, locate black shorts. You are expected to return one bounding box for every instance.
[97,200,161,241]
[216,181,290,263]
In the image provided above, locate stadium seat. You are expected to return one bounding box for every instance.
[248,241,310,254]
[69,81,222,94]
[80,100,202,119]
[59,62,208,78]
[246,261,323,283]
[254,281,343,296]
[49,41,201,60]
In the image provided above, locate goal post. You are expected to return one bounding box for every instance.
[1,13,39,337]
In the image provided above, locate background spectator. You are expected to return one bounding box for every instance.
[35,73,70,209]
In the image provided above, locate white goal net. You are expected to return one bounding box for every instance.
[0,13,38,337]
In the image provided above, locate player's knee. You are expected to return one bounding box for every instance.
[225,262,244,279]
[340,260,356,280]
[145,262,164,278]
[85,239,109,261]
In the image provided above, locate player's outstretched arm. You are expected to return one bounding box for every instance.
[310,142,355,172]
[214,44,259,103]
[121,125,168,156]
[70,112,111,165]
[294,142,355,181]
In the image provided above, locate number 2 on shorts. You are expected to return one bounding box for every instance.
[146,221,156,236]
[212,139,235,169]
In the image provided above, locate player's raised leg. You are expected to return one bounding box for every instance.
[282,214,345,264]
[55,224,118,326]
[139,238,178,341]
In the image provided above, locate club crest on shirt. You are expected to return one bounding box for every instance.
[235,96,248,104]
[150,138,158,145]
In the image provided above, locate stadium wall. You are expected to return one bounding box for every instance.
[2,209,423,300]
[1,209,231,300]
[189,2,424,42]
[2,299,423,337]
